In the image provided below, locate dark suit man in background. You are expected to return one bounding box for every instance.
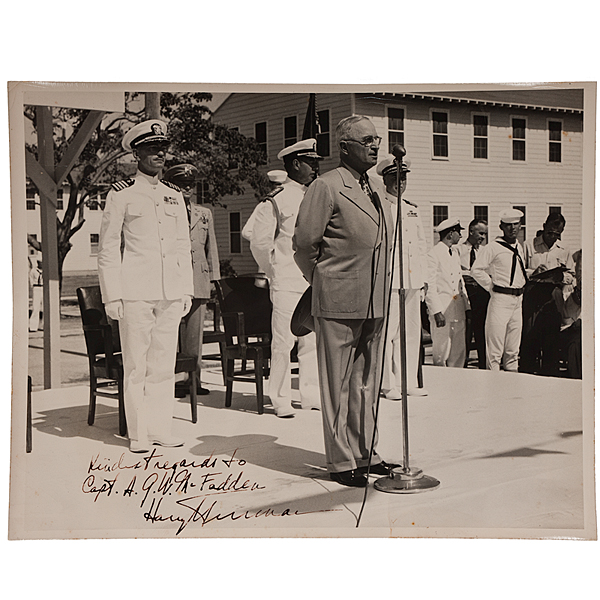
[294,115,397,488]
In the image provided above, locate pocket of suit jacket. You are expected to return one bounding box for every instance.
[319,270,359,313]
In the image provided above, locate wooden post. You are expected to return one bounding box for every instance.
[36,105,61,389]
[145,92,161,119]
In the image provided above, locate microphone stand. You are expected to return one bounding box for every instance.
[374,148,440,494]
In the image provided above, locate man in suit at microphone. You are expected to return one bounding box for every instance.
[294,115,397,488]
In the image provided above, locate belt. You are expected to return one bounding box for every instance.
[493,285,524,296]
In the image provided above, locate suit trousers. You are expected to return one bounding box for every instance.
[120,299,183,442]
[464,282,490,369]
[182,297,207,379]
[383,288,422,392]
[485,292,522,372]
[315,316,384,473]
[269,289,320,412]
[429,316,466,368]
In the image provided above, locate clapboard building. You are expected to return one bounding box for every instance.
[211,89,584,275]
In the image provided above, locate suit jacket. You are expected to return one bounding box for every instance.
[425,242,470,319]
[189,204,220,299]
[98,171,194,303]
[293,166,392,319]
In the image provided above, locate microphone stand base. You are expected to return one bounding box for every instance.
[373,466,440,494]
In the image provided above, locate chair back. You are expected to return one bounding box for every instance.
[215,276,272,339]
[76,286,121,359]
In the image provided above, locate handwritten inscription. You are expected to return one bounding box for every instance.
[81,448,337,534]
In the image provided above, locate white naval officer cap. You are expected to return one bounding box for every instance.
[499,208,524,223]
[375,154,411,177]
[122,119,170,152]
[276,138,323,160]
[267,170,288,184]
[435,217,464,234]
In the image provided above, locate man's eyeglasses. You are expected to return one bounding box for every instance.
[343,136,382,148]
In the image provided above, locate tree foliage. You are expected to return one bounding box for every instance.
[24,92,271,285]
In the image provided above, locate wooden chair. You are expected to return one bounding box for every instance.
[77,286,127,436]
[77,286,200,433]
[202,299,227,385]
[214,276,273,414]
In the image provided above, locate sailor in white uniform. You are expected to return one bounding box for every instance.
[471,209,527,371]
[98,120,194,452]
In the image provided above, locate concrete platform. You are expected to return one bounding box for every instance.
[9,364,595,539]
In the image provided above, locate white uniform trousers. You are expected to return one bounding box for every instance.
[485,292,523,372]
[120,299,183,442]
[382,288,421,392]
[269,289,320,412]
[29,284,43,331]
[429,298,466,368]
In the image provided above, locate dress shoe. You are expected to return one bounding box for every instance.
[302,404,321,411]
[330,469,368,488]
[359,460,401,476]
[148,435,184,448]
[408,387,428,397]
[129,439,149,453]
[198,386,210,396]
[381,389,402,400]
[275,408,295,418]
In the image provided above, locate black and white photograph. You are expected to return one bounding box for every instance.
[7,81,596,541]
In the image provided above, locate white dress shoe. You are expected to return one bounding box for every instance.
[275,408,295,418]
[129,439,150,453]
[382,389,402,400]
[148,436,184,448]
[408,387,428,396]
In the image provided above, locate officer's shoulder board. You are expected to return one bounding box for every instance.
[111,179,135,192]
[161,180,182,192]
[403,198,418,207]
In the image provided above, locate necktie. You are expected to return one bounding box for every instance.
[496,240,528,286]
[470,246,476,268]
[359,174,378,210]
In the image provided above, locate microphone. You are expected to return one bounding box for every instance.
[391,144,406,160]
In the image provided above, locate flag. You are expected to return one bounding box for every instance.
[302,93,320,140]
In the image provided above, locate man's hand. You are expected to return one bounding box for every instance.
[532,264,548,277]
[105,300,123,321]
[434,312,446,328]
[182,295,193,315]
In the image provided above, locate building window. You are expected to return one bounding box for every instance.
[513,205,526,243]
[549,206,562,215]
[433,205,449,231]
[255,122,267,158]
[387,107,404,152]
[56,200,64,210]
[26,200,36,210]
[512,118,526,161]
[197,180,210,204]
[229,212,242,254]
[284,116,297,148]
[473,114,488,159]
[89,199,99,210]
[432,111,449,158]
[474,206,488,223]
[57,189,64,199]
[316,109,330,157]
[26,188,36,199]
[90,233,99,256]
[548,120,562,163]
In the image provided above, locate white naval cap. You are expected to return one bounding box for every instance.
[276,138,323,160]
[435,217,464,234]
[499,208,524,223]
[122,119,170,152]
[267,170,288,184]
[375,154,411,177]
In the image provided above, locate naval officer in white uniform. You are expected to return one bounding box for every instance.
[246,139,323,417]
[98,120,194,453]
[376,155,429,398]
